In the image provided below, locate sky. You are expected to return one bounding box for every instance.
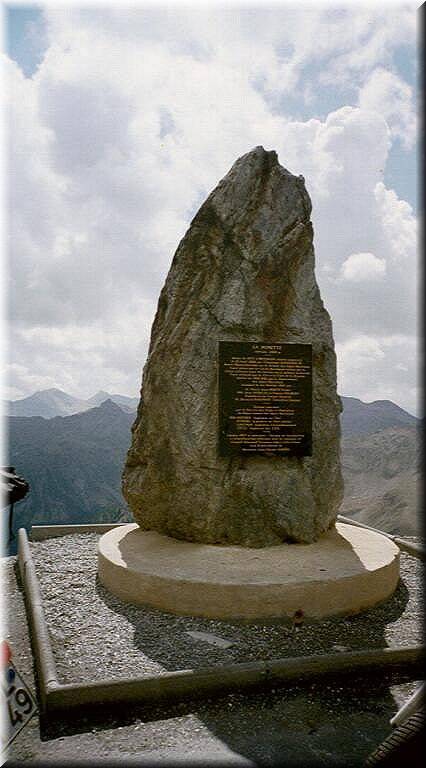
[1,0,421,416]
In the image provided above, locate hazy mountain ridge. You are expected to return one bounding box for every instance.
[6,393,421,539]
[5,388,139,418]
[5,388,91,418]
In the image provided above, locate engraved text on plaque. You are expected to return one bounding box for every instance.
[218,341,312,457]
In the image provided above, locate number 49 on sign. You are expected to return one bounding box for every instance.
[1,642,37,749]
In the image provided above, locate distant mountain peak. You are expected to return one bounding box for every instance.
[14,387,67,400]
[368,398,410,412]
[7,388,90,418]
[96,398,123,412]
[340,395,418,436]
[88,392,139,410]
[6,388,138,418]
[41,388,83,402]
[88,390,111,402]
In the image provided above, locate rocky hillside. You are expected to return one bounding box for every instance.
[340,425,421,535]
[7,400,135,537]
[340,396,418,435]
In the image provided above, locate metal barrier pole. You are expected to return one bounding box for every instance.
[337,515,425,561]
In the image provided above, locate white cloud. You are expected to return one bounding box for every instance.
[340,252,386,282]
[337,334,418,414]
[337,335,386,365]
[358,67,417,149]
[3,3,419,416]
[374,182,417,261]
[318,6,417,87]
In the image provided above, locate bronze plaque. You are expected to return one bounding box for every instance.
[218,341,312,457]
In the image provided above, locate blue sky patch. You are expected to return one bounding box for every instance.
[5,4,46,78]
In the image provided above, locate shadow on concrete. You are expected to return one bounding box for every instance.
[94,573,410,673]
[9,534,418,768]
[34,577,412,765]
[39,671,419,767]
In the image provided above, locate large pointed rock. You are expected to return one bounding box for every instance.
[123,147,343,546]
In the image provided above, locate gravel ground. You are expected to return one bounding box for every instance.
[30,533,424,686]
[5,536,424,766]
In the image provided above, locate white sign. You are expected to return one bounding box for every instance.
[2,656,37,749]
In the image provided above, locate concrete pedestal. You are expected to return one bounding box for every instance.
[97,523,400,620]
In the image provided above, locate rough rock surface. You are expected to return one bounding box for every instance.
[123,146,343,546]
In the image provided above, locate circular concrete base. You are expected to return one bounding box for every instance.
[97,523,400,620]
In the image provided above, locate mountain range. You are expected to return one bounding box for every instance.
[6,388,419,432]
[5,388,139,418]
[5,390,421,542]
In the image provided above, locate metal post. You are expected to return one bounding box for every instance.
[8,502,14,542]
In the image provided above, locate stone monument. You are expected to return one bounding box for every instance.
[123,147,342,546]
[98,147,399,619]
